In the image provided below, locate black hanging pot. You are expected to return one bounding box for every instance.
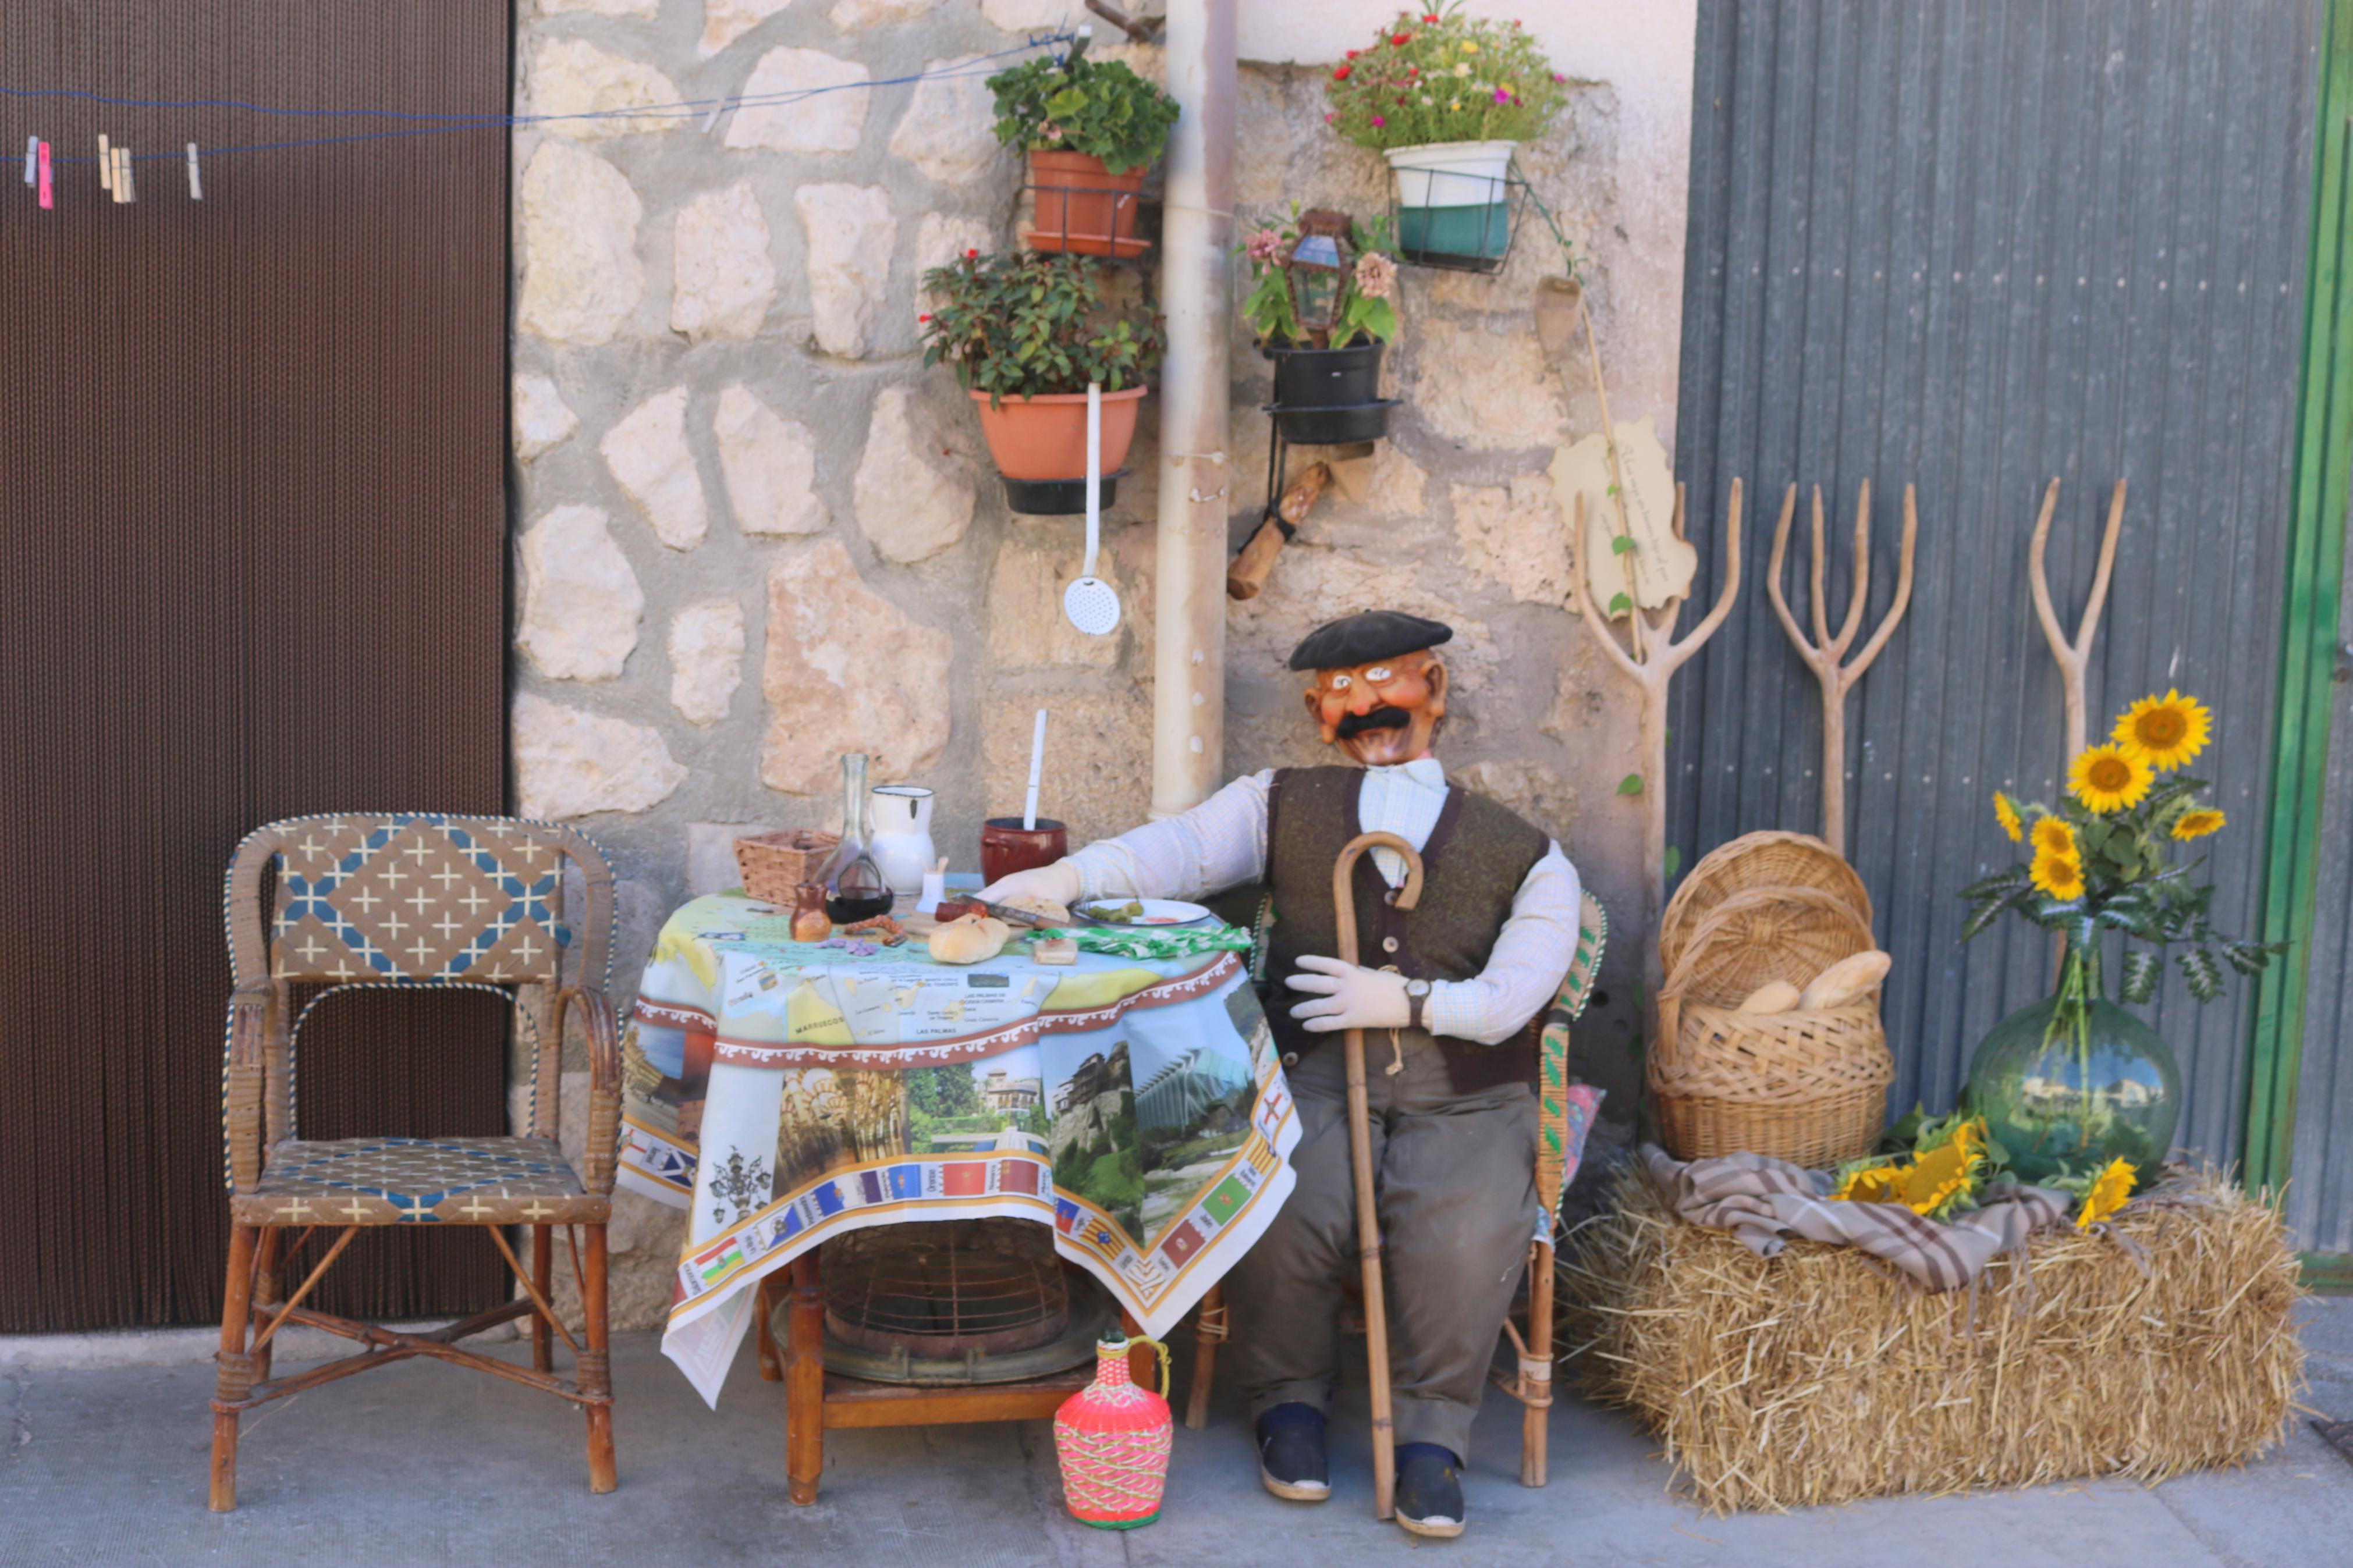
[1263,340,1398,445]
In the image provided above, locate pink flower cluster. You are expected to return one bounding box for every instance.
[1353,250,1397,301]
[1244,227,1284,264]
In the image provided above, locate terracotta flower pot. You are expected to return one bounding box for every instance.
[1027,150,1149,258]
[969,385,1147,481]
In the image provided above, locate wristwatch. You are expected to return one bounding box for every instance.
[1403,977,1431,1032]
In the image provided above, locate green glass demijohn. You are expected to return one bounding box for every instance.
[1964,938,2181,1183]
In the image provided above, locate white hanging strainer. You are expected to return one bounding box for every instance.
[1062,382,1121,636]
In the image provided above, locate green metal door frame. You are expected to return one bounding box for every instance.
[2247,0,2353,1288]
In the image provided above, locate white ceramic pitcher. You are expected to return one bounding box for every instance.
[867,785,936,897]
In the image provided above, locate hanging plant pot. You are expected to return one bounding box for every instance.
[1385,140,1518,272]
[970,385,1147,511]
[1001,472,1124,517]
[1025,151,1150,259]
[1263,341,1396,445]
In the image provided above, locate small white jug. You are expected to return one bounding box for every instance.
[867,785,937,897]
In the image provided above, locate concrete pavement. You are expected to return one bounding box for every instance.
[3,1297,2347,1566]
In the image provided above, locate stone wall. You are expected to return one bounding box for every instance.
[509,0,1694,1327]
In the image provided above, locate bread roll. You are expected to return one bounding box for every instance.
[1736,980,1802,1014]
[1797,950,1891,1010]
[927,913,1010,965]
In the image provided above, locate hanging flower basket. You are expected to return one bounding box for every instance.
[970,386,1142,514]
[920,249,1165,515]
[1262,341,1396,445]
[990,52,1178,259]
[1025,151,1150,259]
[1384,140,1522,272]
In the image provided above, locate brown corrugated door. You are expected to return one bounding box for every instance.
[0,4,513,1329]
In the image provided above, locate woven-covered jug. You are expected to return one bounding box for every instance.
[1053,1336,1173,1529]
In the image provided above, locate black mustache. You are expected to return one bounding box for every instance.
[1337,707,1411,738]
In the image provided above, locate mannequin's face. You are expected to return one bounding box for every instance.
[1303,650,1447,766]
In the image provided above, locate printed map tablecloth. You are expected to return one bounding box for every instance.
[619,894,1300,1405]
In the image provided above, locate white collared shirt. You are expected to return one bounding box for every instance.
[1064,760,1582,1045]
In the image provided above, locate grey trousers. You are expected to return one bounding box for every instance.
[1223,1028,1539,1461]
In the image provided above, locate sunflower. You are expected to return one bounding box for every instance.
[2069,742,2153,813]
[2075,1157,2137,1228]
[2113,689,2212,771]
[1993,792,2024,842]
[1831,1162,1908,1204]
[1898,1133,1983,1219]
[2172,808,2226,841]
[2030,851,2085,901]
[2029,815,2076,860]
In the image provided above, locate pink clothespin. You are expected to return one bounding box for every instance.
[37,141,52,209]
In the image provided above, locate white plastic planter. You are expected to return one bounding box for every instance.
[1385,138,1517,269]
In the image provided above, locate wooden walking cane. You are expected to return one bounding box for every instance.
[1329,829,1424,1523]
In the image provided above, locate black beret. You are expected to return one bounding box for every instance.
[1287,610,1454,671]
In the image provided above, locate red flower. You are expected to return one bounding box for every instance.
[917,314,932,322]
[1346,48,1359,58]
[1332,64,1351,80]
[1390,31,1411,45]
[1423,13,1439,22]
[965,247,978,258]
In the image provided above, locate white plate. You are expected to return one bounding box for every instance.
[1078,898,1215,929]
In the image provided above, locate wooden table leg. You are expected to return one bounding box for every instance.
[754,1274,783,1382]
[786,1252,825,1505]
[1184,1284,1224,1431]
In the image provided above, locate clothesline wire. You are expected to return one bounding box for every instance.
[9,31,1073,164]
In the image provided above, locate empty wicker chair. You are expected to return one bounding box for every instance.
[210,814,621,1511]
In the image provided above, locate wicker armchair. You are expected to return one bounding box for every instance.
[211,814,622,1512]
[1183,891,1608,1488]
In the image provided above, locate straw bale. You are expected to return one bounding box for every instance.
[1557,1163,2305,1513]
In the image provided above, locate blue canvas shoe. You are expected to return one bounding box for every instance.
[1255,1403,1330,1502]
[1394,1443,1465,1539]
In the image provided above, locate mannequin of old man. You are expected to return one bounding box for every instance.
[981,608,1582,1541]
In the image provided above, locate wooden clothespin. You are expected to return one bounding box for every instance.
[114,145,134,204]
[186,143,203,201]
[98,133,112,193]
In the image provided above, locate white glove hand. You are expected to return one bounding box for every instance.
[977,859,1083,911]
[1284,955,1410,1034]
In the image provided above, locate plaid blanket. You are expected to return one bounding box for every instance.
[1641,1145,2076,1292]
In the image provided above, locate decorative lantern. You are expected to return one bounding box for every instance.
[1053,1335,1174,1528]
[1281,209,1354,344]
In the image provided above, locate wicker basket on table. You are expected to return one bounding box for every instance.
[1658,830,1873,980]
[733,830,841,904]
[1652,884,1891,1168]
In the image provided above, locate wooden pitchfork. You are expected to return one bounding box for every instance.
[1329,829,1423,1523]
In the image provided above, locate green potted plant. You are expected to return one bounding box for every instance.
[1959,690,2282,1185]
[920,248,1165,512]
[1325,5,1571,268]
[989,52,1181,258]
[1237,208,1401,444]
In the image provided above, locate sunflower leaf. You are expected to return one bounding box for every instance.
[2121,949,2161,1004]
[1961,893,2019,942]
[1961,868,2031,901]
[2179,946,2224,1003]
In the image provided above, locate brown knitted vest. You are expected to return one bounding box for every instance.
[1262,766,1549,1094]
